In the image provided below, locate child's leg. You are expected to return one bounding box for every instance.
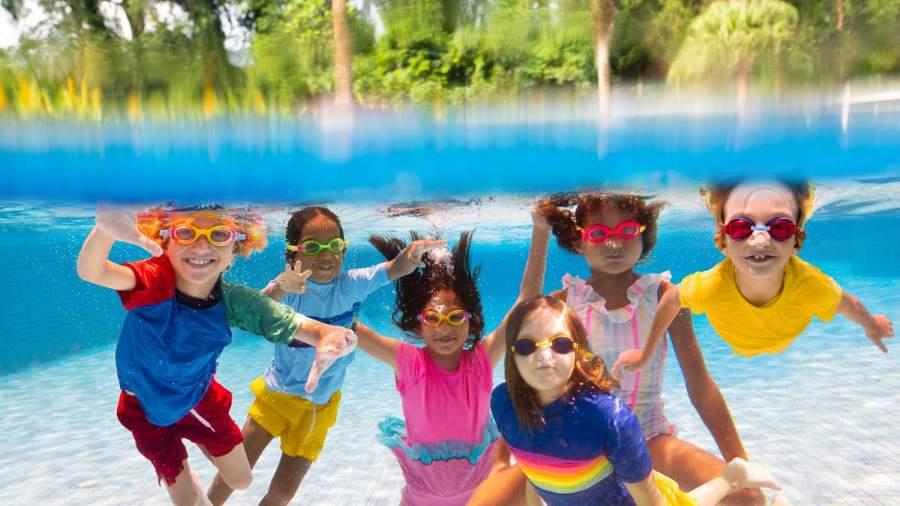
[167,461,213,506]
[207,417,274,505]
[688,458,781,506]
[648,435,765,506]
[259,454,313,506]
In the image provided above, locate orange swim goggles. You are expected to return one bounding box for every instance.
[161,223,246,247]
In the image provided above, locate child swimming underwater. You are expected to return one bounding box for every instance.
[207,206,443,506]
[614,180,893,374]
[352,231,514,505]
[493,295,788,506]
[77,205,355,506]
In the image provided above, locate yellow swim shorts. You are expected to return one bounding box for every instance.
[248,376,342,462]
[655,471,698,506]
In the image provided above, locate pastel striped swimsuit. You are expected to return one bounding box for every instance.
[563,272,675,440]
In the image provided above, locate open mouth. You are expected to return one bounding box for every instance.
[184,257,216,268]
[745,254,776,264]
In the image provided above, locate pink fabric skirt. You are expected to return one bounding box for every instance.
[392,442,497,506]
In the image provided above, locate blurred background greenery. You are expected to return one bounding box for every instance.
[0,0,898,118]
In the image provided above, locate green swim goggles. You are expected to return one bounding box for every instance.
[287,237,349,256]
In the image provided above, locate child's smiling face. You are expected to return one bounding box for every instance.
[722,182,799,280]
[417,289,471,358]
[165,214,237,294]
[295,214,345,283]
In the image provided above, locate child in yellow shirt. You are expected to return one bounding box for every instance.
[614,181,893,373]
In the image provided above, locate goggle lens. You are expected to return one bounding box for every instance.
[768,218,797,240]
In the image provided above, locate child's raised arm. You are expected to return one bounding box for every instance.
[76,207,163,290]
[354,322,401,370]
[481,209,553,367]
[613,284,684,376]
[836,292,894,352]
[386,239,447,281]
[262,263,312,301]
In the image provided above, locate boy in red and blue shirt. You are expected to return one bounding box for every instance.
[77,206,355,505]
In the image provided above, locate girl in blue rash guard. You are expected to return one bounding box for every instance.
[491,296,789,506]
[208,206,443,506]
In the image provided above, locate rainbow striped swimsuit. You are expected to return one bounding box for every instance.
[491,384,653,505]
[562,272,675,440]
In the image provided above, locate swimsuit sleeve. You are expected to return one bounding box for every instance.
[601,396,653,484]
[222,281,305,344]
[346,262,391,301]
[800,263,844,322]
[677,271,704,314]
[395,342,425,394]
[117,255,176,310]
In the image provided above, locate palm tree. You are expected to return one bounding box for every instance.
[332,0,354,114]
[591,0,615,117]
[668,0,798,112]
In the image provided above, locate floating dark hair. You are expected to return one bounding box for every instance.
[536,192,665,261]
[368,230,485,341]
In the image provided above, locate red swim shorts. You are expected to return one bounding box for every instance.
[116,379,243,486]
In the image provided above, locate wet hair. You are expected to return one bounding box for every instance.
[503,295,619,431]
[136,205,267,257]
[285,206,345,268]
[536,192,665,262]
[368,230,485,342]
[700,180,813,250]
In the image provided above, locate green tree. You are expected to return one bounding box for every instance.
[669,0,798,108]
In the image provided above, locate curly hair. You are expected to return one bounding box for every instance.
[368,230,485,342]
[136,205,267,257]
[700,180,814,250]
[284,206,345,268]
[536,192,666,262]
[503,295,619,431]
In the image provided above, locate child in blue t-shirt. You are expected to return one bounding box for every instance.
[208,206,443,505]
[491,295,788,506]
[77,206,356,506]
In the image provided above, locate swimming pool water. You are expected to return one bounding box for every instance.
[0,188,898,504]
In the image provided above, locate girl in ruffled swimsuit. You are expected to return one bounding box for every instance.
[353,231,521,505]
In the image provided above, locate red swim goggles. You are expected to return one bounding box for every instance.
[581,220,646,243]
[722,217,798,241]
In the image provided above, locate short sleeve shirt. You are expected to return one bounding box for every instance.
[678,256,843,356]
[491,384,652,506]
[264,263,391,403]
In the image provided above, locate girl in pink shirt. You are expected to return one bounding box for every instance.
[354,231,514,506]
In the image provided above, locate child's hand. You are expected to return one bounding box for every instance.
[865,315,893,353]
[96,205,163,256]
[403,239,447,268]
[305,326,358,393]
[531,208,551,232]
[274,263,312,294]
[611,349,648,377]
[721,457,782,491]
